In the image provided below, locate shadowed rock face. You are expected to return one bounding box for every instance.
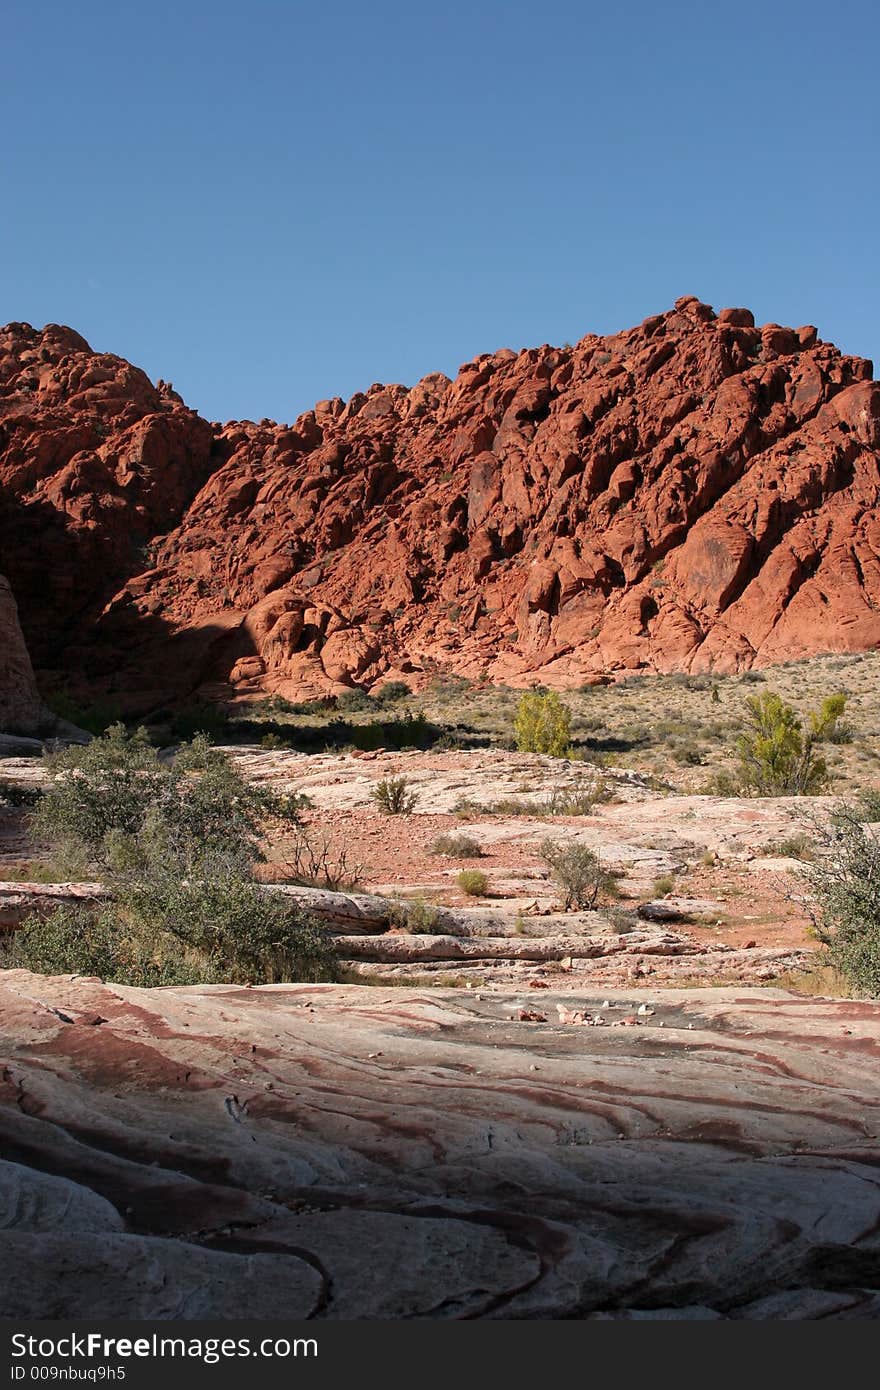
[1,300,879,708]
[0,575,48,734]
[1,970,878,1319]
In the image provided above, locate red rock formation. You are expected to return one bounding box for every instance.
[1,298,879,708]
[0,322,215,689]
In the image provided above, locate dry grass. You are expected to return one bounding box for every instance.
[225,650,880,795]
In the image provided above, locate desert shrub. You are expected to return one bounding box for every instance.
[336,688,374,714]
[122,865,338,983]
[5,904,173,985]
[857,789,880,821]
[540,839,615,910]
[429,833,484,858]
[457,868,489,897]
[735,692,846,796]
[652,873,676,897]
[274,827,364,891]
[700,768,741,797]
[763,832,815,862]
[15,729,332,986]
[371,775,418,815]
[31,724,167,872]
[514,690,573,758]
[540,777,610,815]
[804,803,880,997]
[385,895,440,933]
[608,907,638,935]
[32,728,304,880]
[6,884,337,987]
[373,681,412,705]
[260,732,286,750]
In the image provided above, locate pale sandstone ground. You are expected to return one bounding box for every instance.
[1,971,879,1319]
[0,743,847,989]
[2,726,880,1318]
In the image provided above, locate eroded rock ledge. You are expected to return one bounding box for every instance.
[1,970,878,1319]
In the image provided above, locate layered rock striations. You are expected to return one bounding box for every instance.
[1,298,878,707]
[1,972,879,1318]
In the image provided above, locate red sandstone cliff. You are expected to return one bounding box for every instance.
[1,297,878,709]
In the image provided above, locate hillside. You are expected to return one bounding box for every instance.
[1,296,878,711]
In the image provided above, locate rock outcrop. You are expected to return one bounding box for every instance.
[2,299,879,707]
[0,574,49,734]
[1,971,879,1318]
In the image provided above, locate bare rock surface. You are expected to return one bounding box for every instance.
[1,969,878,1319]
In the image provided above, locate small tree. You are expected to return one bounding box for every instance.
[514,690,573,758]
[735,692,846,796]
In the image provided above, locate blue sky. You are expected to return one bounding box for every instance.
[3,1,877,423]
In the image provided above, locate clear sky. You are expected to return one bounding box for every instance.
[3,0,877,424]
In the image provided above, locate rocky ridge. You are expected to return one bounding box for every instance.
[1,299,878,709]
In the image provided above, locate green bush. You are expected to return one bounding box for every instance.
[805,803,880,997]
[15,727,332,987]
[336,688,375,713]
[457,868,489,897]
[371,775,418,815]
[373,681,412,705]
[32,727,304,879]
[541,839,615,910]
[32,724,167,873]
[385,895,439,934]
[122,865,338,984]
[429,834,484,858]
[735,692,846,796]
[514,690,573,758]
[7,885,337,987]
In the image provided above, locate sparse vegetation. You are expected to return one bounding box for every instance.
[385,895,440,933]
[8,726,335,985]
[457,868,489,897]
[514,690,573,758]
[451,775,609,820]
[762,832,816,862]
[651,873,676,897]
[371,775,418,815]
[803,801,880,997]
[540,839,616,910]
[429,833,484,858]
[272,827,364,891]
